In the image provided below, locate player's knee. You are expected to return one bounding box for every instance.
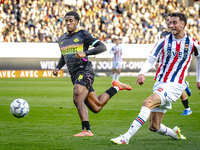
[73,94,81,106]
[142,98,152,107]
[149,124,159,132]
[87,106,101,113]
[84,100,102,113]
[149,126,159,132]
[90,109,99,113]
[90,105,102,113]
[73,98,78,106]
[73,91,82,104]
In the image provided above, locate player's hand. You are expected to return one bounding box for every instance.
[53,68,59,76]
[135,74,145,86]
[197,82,200,94]
[75,52,86,59]
[155,62,159,69]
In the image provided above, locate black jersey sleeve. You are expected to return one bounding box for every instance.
[83,30,107,56]
[83,30,98,46]
[85,41,107,56]
[56,37,65,69]
[56,54,65,70]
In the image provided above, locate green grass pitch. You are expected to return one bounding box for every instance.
[0,76,200,150]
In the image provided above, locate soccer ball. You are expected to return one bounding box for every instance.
[10,99,29,118]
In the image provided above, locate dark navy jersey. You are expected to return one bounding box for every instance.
[160,30,171,39]
[57,29,99,74]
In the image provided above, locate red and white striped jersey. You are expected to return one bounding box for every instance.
[150,33,200,84]
[110,44,123,62]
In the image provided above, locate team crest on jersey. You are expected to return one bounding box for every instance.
[74,38,79,42]
[184,44,189,51]
[60,42,63,45]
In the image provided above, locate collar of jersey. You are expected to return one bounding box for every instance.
[66,30,79,34]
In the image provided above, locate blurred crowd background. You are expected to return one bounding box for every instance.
[0,0,200,44]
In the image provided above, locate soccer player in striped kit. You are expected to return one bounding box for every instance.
[111,12,200,144]
[156,13,192,115]
[110,38,123,81]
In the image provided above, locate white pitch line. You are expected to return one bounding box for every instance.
[1,104,200,113]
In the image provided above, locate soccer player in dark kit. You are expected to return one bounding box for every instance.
[53,11,132,137]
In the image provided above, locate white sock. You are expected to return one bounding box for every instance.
[113,86,119,91]
[124,106,151,141]
[185,107,191,110]
[112,73,116,81]
[156,124,176,139]
[116,74,120,81]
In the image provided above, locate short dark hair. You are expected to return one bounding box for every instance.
[171,12,187,27]
[65,11,80,21]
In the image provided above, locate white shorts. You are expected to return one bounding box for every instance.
[113,61,122,69]
[151,81,186,113]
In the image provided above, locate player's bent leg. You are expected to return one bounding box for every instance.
[149,111,186,139]
[111,93,161,145]
[149,105,186,139]
[149,112,165,132]
[85,81,132,113]
[111,106,151,145]
[85,91,110,113]
[180,91,187,100]
[73,84,90,121]
[155,124,186,139]
[180,92,192,115]
[185,81,191,96]
[73,84,94,137]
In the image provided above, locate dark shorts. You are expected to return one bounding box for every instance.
[71,67,95,92]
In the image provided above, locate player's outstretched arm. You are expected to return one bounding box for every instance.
[136,56,156,86]
[53,54,65,76]
[85,41,107,56]
[135,74,145,86]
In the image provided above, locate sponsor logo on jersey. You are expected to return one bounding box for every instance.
[185,44,189,51]
[61,44,83,55]
[157,87,164,92]
[74,38,79,42]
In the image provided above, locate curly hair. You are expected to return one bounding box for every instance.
[64,11,80,21]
